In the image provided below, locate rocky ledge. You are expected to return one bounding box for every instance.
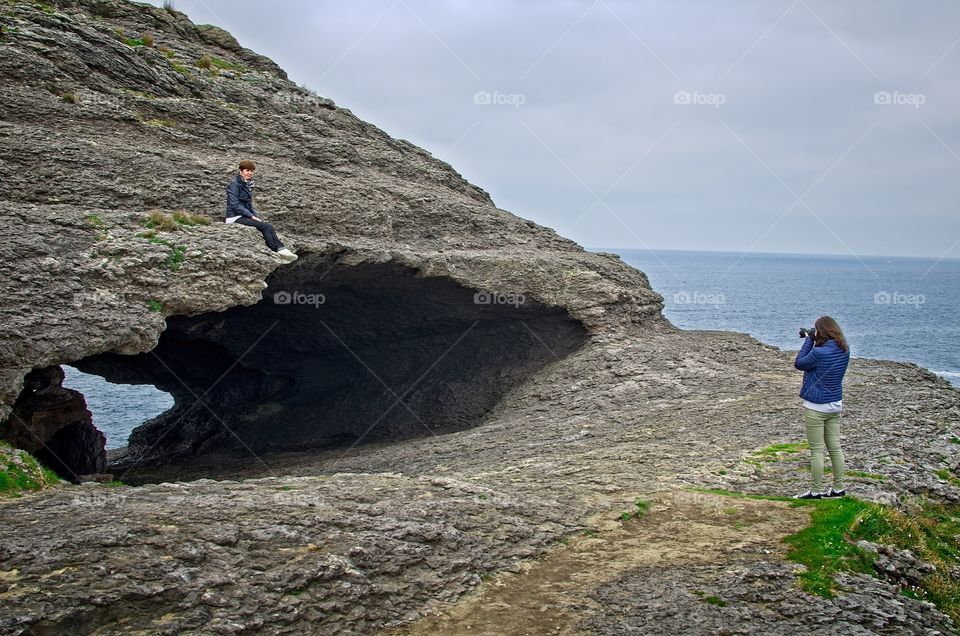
[1,1,959,634]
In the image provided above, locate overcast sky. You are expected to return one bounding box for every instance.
[147,0,960,259]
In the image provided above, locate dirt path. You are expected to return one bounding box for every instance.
[389,490,809,635]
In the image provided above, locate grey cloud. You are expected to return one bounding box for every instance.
[147,0,960,257]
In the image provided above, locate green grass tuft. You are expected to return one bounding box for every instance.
[1,441,61,497]
[783,498,877,597]
[784,495,960,622]
[619,498,651,522]
[209,56,244,71]
[936,467,960,487]
[166,245,186,270]
[145,210,178,231]
[172,210,212,226]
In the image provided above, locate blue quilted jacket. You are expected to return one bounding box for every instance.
[225,175,257,219]
[795,337,850,404]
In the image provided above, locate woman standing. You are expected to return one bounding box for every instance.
[793,316,851,499]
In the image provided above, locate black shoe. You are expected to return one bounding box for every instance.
[793,490,822,500]
[822,488,846,498]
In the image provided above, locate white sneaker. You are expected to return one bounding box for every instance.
[277,248,298,262]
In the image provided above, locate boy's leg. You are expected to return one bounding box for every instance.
[824,412,845,491]
[234,217,283,252]
[804,408,827,492]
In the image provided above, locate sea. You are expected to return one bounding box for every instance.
[62,249,960,450]
[606,249,960,387]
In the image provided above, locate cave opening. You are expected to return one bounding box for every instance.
[61,366,174,451]
[67,257,587,478]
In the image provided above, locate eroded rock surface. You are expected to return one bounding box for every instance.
[0,0,660,457]
[1,1,959,635]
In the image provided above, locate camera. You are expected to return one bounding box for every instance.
[799,327,815,338]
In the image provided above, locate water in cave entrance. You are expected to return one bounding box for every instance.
[62,366,173,450]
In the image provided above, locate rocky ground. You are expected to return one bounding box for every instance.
[2,1,960,634]
[3,328,959,634]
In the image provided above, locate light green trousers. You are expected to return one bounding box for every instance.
[804,408,845,492]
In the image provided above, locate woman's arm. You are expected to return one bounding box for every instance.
[794,336,819,370]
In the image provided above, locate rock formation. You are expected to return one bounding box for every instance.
[2,1,959,634]
[0,0,660,468]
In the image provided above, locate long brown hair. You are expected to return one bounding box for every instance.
[814,316,848,352]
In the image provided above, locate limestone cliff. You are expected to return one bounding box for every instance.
[0,0,662,468]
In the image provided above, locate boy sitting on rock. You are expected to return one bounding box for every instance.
[225,160,298,262]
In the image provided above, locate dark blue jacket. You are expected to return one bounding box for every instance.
[795,337,850,404]
[226,175,257,219]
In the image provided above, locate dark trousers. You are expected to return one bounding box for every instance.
[234,217,284,252]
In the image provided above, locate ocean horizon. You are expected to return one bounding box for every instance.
[595,247,960,388]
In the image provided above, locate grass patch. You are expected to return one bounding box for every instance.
[84,214,103,227]
[210,56,244,72]
[1,441,61,497]
[146,210,211,230]
[745,442,809,468]
[703,595,727,607]
[146,210,178,231]
[784,495,960,622]
[142,214,187,271]
[172,210,211,226]
[148,299,162,312]
[166,245,185,270]
[158,46,175,59]
[619,498,651,522]
[170,62,191,77]
[196,54,212,70]
[61,91,79,104]
[783,498,876,597]
[124,37,147,47]
[147,237,185,271]
[936,467,960,487]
